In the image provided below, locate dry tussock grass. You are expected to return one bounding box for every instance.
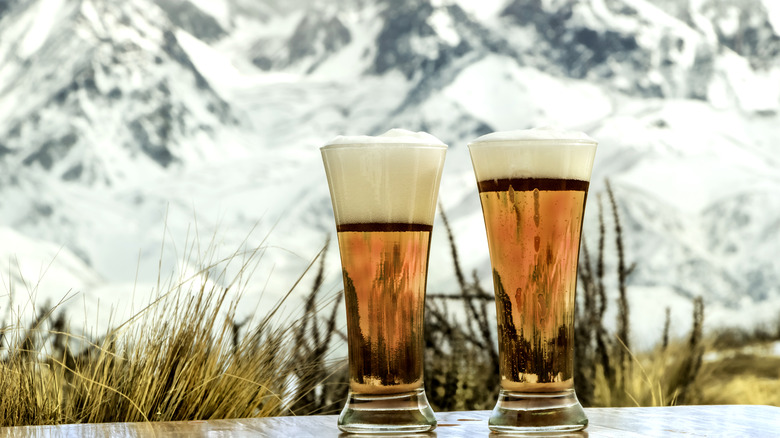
[0,230,331,427]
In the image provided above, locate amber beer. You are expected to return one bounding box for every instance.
[337,222,431,394]
[321,129,446,434]
[479,177,587,391]
[469,129,597,433]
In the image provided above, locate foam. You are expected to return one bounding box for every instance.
[470,126,596,144]
[321,129,447,225]
[468,127,597,181]
[323,128,447,147]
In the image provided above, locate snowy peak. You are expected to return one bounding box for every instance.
[283,11,352,71]
[0,0,240,186]
[499,0,703,96]
[372,0,447,78]
[698,0,780,69]
[157,0,227,43]
[494,0,780,112]
[651,0,780,69]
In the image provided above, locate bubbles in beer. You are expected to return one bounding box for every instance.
[337,223,432,394]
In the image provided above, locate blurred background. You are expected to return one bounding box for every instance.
[1,0,779,406]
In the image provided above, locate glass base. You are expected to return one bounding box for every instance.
[337,388,437,434]
[488,389,588,434]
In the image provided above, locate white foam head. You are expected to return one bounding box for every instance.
[321,129,447,225]
[468,127,597,182]
[324,128,447,147]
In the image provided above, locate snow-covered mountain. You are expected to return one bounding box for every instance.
[1,0,778,344]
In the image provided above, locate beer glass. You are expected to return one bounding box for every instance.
[321,129,446,434]
[468,129,597,433]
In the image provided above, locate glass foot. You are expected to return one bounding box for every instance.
[488,389,588,434]
[337,388,437,434]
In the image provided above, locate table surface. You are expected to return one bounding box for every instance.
[1,405,778,437]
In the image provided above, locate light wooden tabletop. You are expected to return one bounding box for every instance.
[1,405,778,437]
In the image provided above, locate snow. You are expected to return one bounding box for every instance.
[80,1,107,37]
[18,0,65,58]
[714,5,741,38]
[175,29,242,92]
[764,0,780,35]
[444,55,535,130]
[602,100,776,214]
[188,0,231,30]
[444,54,612,130]
[309,12,380,81]
[712,50,780,113]
[428,7,461,46]
[453,0,507,22]
[625,285,695,350]
[0,226,102,326]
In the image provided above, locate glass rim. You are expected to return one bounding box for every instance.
[467,139,597,148]
[320,142,448,150]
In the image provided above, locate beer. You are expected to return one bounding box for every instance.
[321,129,446,433]
[478,177,588,393]
[469,128,597,432]
[337,222,431,394]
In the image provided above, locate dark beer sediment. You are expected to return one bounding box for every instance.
[337,222,432,394]
[478,177,588,392]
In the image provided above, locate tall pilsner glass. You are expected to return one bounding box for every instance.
[321,129,446,434]
[468,128,597,433]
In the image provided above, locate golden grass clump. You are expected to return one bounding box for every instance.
[695,370,780,406]
[0,231,329,427]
